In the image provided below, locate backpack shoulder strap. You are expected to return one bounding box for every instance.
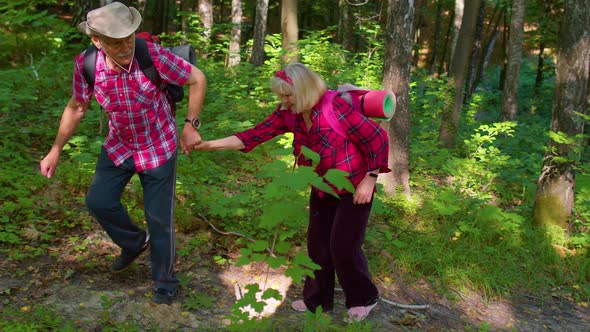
[83,44,98,88]
[320,90,347,139]
[134,37,163,89]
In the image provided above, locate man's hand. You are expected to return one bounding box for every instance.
[40,148,61,179]
[180,125,202,155]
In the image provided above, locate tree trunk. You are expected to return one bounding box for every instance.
[411,0,423,67]
[228,0,242,67]
[476,6,504,90]
[381,0,414,198]
[535,42,546,92]
[464,1,486,101]
[337,0,354,52]
[281,0,299,63]
[499,12,509,91]
[72,0,101,27]
[250,0,269,66]
[534,1,554,92]
[438,0,482,148]
[532,0,590,228]
[428,0,443,75]
[449,0,464,69]
[438,6,454,76]
[198,0,213,42]
[500,0,526,122]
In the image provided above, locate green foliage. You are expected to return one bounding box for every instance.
[302,307,333,332]
[0,305,76,331]
[443,121,517,201]
[0,0,77,67]
[183,291,216,311]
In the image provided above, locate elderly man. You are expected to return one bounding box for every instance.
[39,1,206,305]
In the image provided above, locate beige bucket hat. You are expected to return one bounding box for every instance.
[77,2,142,39]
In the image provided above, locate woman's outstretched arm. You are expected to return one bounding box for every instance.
[194,135,245,151]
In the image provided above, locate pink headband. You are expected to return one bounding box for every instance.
[275,69,293,85]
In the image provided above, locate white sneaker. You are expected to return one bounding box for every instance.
[345,302,378,323]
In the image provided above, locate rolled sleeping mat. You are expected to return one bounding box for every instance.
[360,90,396,121]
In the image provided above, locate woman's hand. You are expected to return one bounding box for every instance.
[193,140,211,151]
[353,173,377,204]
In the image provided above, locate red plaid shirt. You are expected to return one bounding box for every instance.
[235,94,390,194]
[72,41,191,171]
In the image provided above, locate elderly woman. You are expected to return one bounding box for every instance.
[195,62,389,322]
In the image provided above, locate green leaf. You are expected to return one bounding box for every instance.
[251,240,269,252]
[311,178,338,197]
[292,251,320,270]
[323,168,355,192]
[251,253,267,262]
[300,146,320,165]
[235,256,251,267]
[261,288,283,301]
[274,241,291,254]
[267,256,287,268]
[285,266,310,282]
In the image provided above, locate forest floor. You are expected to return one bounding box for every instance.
[1,226,589,331]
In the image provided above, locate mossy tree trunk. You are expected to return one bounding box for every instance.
[533,0,590,228]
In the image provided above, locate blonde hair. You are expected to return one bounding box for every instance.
[271,63,327,114]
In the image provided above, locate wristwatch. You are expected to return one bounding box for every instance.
[184,118,201,129]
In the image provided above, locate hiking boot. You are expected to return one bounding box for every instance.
[110,234,150,272]
[151,287,178,305]
[344,301,378,323]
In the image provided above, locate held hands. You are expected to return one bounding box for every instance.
[192,140,210,151]
[180,125,203,155]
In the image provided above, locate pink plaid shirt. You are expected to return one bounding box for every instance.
[235,95,391,194]
[72,41,191,171]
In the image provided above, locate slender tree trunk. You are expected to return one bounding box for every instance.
[438,0,482,148]
[250,0,269,66]
[500,0,526,121]
[533,0,590,228]
[428,0,443,75]
[477,7,504,89]
[464,1,486,100]
[411,0,423,67]
[449,0,464,67]
[381,0,414,198]
[534,1,554,92]
[281,0,299,63]
[499,12,509,90]
[535,42,546,92]
[228,0,242,67]
[338,0,354,52]
[438,7,454,76]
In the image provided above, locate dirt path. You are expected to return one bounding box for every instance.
[1,231,589,331]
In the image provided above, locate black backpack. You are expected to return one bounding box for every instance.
[82,36,197,109]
